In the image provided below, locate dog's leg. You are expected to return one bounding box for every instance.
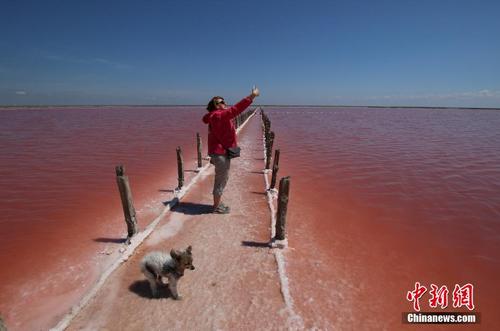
[149,279,160,297]
[143,268,160,297]
[167,275,181,300]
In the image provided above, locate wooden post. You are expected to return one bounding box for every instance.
[275,176,291,241]
[196,133,202,168]
[265,131,275,170]
[0,313,7,331]
[176,146,184,189]
[115,165,138,244]
[270,149,280,190]
[263,116,270,143]
[269,130,275,156]
[263,117,271,146]
[265,136,270,168]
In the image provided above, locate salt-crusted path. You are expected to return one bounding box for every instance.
[65,115,290,331]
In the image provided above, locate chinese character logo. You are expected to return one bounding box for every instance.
[452,283,475,310]
[406,282,427,311]
[429,284,449,309]
[407,282,475,311]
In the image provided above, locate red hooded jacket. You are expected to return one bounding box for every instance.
[202,97,253,155]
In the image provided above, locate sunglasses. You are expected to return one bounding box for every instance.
[215,99,225,105]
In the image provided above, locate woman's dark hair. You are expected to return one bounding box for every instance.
[207,96,224,112]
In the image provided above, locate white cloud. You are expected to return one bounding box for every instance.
[476,89,499,97]
[42,53,132,69]
[366,90,500,101]
[15,90,27,95]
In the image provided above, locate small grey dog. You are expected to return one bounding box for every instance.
[140,245,195,299]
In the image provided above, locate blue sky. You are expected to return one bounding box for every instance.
[1,0,499,107]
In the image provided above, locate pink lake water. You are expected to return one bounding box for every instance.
[1,106,499,330]
[0,106,209,330]
[264,107,500,330]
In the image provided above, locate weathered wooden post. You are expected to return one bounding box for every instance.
[275,176,291,241]
[263,115,269,142]
[176,146,184,189]
[265,131,275,170]
[265,132,270,167]
[115,165,138,244]
[270,149,280,190]
[263,116,271,147]
[0,313,7,331]
[269,130,275,154]
[196,133,202,168]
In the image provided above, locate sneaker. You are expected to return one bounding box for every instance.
[213,203,230,214]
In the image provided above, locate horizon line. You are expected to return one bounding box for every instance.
[1,104,499,110]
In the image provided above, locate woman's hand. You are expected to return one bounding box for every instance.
[251,85,260,98]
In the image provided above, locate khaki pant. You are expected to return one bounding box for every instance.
[209,154,231,196]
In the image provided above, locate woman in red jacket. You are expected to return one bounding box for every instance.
[203,86,260,213]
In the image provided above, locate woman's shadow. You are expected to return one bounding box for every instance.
[171,202,213,215]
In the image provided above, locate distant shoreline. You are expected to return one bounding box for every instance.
[0,104,499,110]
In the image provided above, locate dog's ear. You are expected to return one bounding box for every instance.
[186,245,192,254]
[170,249,180,260]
